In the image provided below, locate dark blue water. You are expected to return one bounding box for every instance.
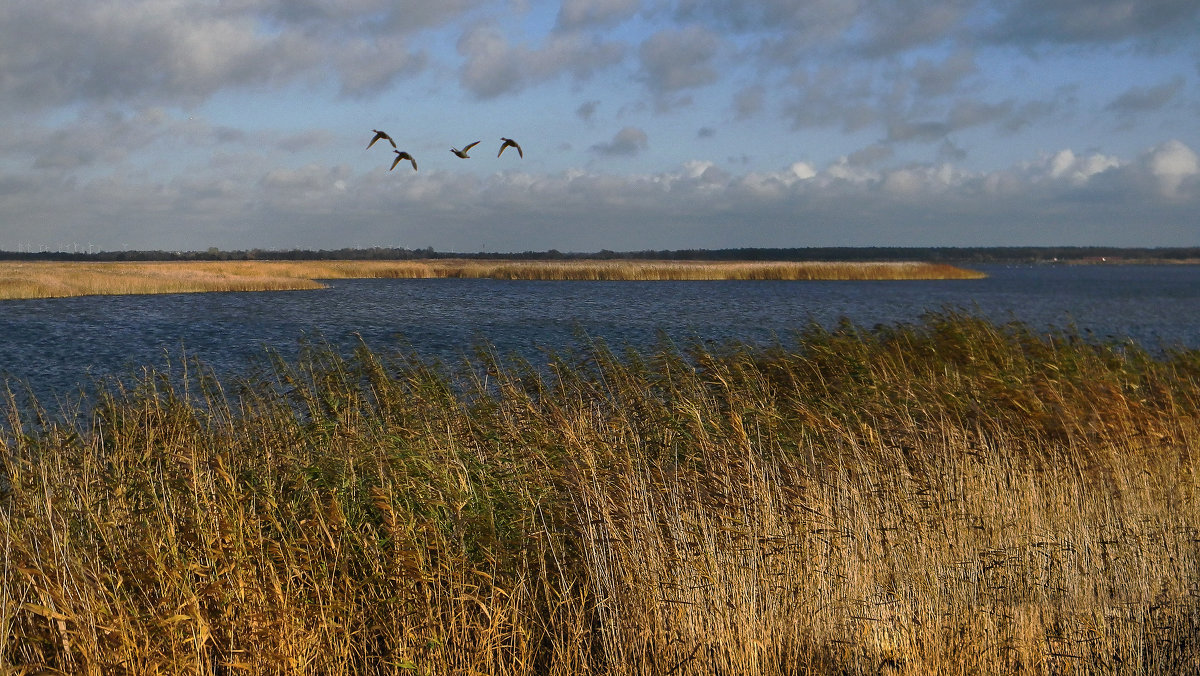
[2,264,1199,405]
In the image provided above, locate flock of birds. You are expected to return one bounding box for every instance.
[366,129,523,172]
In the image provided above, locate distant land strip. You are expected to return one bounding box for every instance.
[2,246,1200,264]
[0,259,985,300]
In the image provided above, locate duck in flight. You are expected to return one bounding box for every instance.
[498,137,523,158]
[390,150,417,172]
[450,141,480,158]
[367,129,396,150]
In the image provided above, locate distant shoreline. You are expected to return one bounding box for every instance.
[2,246,1199,265]
[1055,257,1200,265]
[0,259,986,300]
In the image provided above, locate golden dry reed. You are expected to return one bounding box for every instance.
[0,259,985,299]
[1,311,1197,674]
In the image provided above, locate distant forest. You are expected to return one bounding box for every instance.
[2,246,1199,264]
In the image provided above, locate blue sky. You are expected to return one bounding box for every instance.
[0,0,1197,253]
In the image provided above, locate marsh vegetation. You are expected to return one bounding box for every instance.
[0,260,984,299]
[1,312,1197,673]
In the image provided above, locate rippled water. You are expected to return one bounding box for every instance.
[3,264,1200,404]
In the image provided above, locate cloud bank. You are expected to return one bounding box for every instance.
[0,0,1197,251]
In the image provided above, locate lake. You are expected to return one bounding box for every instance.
[3,263,1200,406]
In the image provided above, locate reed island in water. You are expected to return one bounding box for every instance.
[0,259,984,299]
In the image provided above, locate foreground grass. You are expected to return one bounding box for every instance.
[0,259,984,299]
[2,312,1198,674]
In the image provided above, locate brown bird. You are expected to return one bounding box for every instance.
[390,150,417,171]
[367,129,396,149]
[498,137,523,158]
[450,141,480,158]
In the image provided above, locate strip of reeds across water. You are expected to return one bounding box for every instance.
[2,311,1198,674]
[0,259,984,299]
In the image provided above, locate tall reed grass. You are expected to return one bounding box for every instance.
[0,260,984,299]
[1,311,1197,674]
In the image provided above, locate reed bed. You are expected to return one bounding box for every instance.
[0,260,984,299]
[415,260,982,282]
[1,311,1198,674]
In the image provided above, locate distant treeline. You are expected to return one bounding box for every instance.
[2,246,1199,263]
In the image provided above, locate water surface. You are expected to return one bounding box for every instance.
[3,264,1199,405]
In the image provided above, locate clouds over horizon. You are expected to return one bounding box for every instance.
[4,133,1195,252]
[0,0,1197,251]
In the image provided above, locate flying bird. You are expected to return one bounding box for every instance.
[367,129,396,149]
[450,141,480,158]
[390,150,417,172]
[498,137,523,158]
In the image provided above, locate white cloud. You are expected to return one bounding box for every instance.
[1044,148,1121,185]
[1144,139,1199,198]
[880,163,965,197]
[824,157,881,185]
[790,162,817,180]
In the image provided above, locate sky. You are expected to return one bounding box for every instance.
[0,0,1198,253]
